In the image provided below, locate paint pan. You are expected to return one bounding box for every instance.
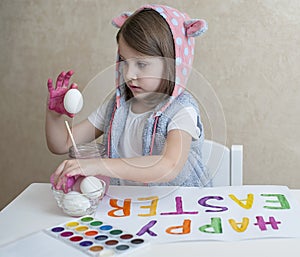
[45,216,149,256]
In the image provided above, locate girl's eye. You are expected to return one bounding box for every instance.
[119,56,127,65]
[137,62,147,69]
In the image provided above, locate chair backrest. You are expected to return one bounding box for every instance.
[202,140,243,186]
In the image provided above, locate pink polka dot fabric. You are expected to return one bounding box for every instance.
[144,5,196,98]
[112,4,207,113]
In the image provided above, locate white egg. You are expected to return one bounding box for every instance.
[63,88,83,114]
[62,191,90,216]
[80,176,104,197]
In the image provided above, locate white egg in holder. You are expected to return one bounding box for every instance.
[63,88,83,114]
[62,191,91,217]
[80,176,105,198]
[51,176,106,217]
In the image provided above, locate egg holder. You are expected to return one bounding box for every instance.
[51,178,106,217]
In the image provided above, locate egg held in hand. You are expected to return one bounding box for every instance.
[63,88,83,114]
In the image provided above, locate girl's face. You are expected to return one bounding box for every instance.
[118,36,165,97]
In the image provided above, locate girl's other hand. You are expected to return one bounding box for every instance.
[50,172,78,193]
[47,70,77,118]
[51,159,98,192]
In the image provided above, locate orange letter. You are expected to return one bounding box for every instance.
[228,217,249,232]
[166,219,191,235]
[229,194,254,209]
[108,199,131,217]
[138,196,158,217]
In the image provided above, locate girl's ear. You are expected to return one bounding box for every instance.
[112,12,132,28]
[184,19,208,37]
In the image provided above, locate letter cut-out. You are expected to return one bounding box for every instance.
[166,219,191,235]
[199,217,223,234]
[136,220,158,237]
[229,194,254,209]
[198,196,228,212]
[254,216,281,231]
[228,217,250,232]
[261,194,291,209]
[160,196,198,215]
[108,198,131,217]
[138,196,158,217]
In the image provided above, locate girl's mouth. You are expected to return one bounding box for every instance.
[128,83,142,91]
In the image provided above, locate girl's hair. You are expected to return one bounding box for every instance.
[116,9,175,100]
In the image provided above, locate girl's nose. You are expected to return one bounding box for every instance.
[124,61,138,81]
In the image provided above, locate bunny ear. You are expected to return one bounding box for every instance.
[184,19,208,37]
[112,12,132,28]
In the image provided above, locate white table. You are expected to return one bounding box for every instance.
[1,183,300,256]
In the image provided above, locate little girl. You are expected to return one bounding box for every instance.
[47,4,211,190]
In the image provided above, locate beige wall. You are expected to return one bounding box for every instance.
[1,0,300,209]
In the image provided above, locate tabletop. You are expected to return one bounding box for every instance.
[1,183,300,257]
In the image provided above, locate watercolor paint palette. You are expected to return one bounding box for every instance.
[45,216,149,256]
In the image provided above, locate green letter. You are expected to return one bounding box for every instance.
[199,217,222,234]
[261,194,290,209]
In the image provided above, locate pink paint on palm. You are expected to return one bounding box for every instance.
[47,70,78,118]
[50,173,78,193]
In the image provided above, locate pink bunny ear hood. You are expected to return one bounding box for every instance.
[112,4,207,111]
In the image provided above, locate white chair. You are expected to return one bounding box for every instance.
[202,139,243,186]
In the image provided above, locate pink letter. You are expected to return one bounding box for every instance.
[254,216,281,231]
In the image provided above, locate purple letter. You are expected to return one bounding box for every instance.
[136,220,158,237]
[198,196,228,212]
[160,196,198,215]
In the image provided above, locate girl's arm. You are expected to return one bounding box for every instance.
[45,109,103,154]
[52,129,192,188]
[45,70,103,154]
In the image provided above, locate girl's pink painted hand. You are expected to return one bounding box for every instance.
[51,159,98,192]
[50,172,81,193]
[47,70,78,118]
[51,159,110,194]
